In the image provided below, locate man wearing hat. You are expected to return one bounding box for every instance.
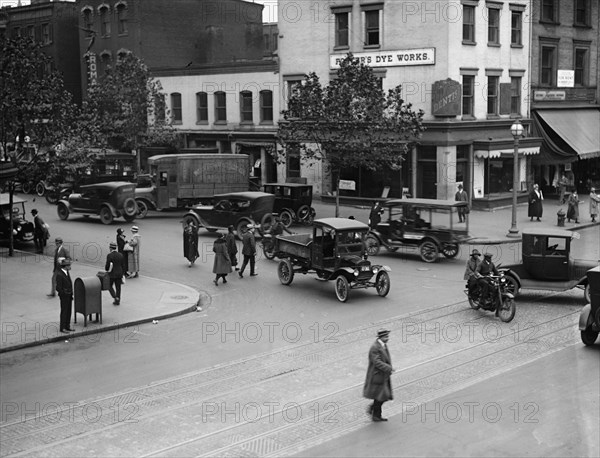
[464,249,481,295]
[48,237,70,297]
[238,224,257,278]
[476,252,499,304]
[455,183,469,223]
[31,209,47,254]
[126,226,141,279]
[363,328,394,422]
[105,242,124,305]
[56,257,74,333]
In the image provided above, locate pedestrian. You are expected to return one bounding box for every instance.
[183,220,199,267]
[55,257,74,333]
[368,202,384,229]
[126,226,141,278]
[464,249,481,295]
[559,173,569,204]
[105,242,124,305]
[116,228,128,275]
[238,224,257,278]
[528,183,544,222]
[455,184,469,223]
[213,234,232,285]
[363,328,394,422]
[225,225,239,271]
[48,237,70,298]
[31,209,48,253]
[567,189,581,223]
[589,187,599,223]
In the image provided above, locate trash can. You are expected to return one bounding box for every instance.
[74,277,102,327]
[557,209,566,227]
[96,271,110,291]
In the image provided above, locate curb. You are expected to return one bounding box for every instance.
[467,221,598,246]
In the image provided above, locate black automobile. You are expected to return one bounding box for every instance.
[57,182,138,225]
[579,266,600,346]
[262,183,315,227]
[0,194,34,243]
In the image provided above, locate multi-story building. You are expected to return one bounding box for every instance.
[2,0,82,104]
[277,0,543,207]
[529,0,600,195]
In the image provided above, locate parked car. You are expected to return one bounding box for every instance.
[501,228,597,302]
[0,194,34,243]
[273,217,391,302]
[262,183,316,227]
[183,191,275,236]
[365,198,471,262]
[56,182,138,225]
[579,266,600,345]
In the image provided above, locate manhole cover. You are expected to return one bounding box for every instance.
[170,295,189,300]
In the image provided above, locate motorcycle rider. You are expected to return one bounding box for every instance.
[464,249,481,295]
[475,252,499,304]
[270,216,293,237]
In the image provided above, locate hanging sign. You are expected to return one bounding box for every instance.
[338,180,356,191]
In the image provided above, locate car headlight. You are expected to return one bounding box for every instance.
[12,229,17,235]
[353,269,359,277]
[372,267,379,274]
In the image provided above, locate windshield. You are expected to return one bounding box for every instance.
[337,230,366,255]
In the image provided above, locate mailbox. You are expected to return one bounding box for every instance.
[74,277,102,327]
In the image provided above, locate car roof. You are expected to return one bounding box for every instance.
[0,194,27,206]
[263,183,312,188]
[522,228,575,238]
[314,217,369,231]
[384,198,468,208]
[214,191,274,200]
[79,181,135,190]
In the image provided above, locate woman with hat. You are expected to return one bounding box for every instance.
[589,187,599,223]
[126,226,141,278]
[183,220,199,267]
[212,234,232,285]
[464,249,481,295]
[116,228,129,276]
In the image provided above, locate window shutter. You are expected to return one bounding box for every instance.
[499,83,511,115]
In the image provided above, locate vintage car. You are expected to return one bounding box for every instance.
[274,218,391,302]
[501,228,597,302]
[262,183,316,227]
[56,182,138,225]
[0,194,34,243]
[183,191,275,236]
[579,266,600,345]
[365,198,471,262]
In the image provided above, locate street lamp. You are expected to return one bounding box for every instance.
[507,119,524,237]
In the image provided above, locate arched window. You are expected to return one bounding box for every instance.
[100,51,111,74]
[170,93,182,123]
[240,91,253,123]
[99,6,110,37]
[81,7,94,36]
[196,92,208,123]
[116,3,128,35]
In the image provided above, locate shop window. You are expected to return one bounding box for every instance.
[462,5,475,44]
[196,92,208,123]
[485,157,514,194]
[260,90,273,123]
[215,91,227,123]
[170,93,182,124]
[240,91,253,123]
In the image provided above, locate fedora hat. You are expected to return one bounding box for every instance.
[377,328,391,338]
[131,226,139,232]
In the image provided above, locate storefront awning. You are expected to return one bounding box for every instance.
[474,147,539,159]
[534,109,600,161]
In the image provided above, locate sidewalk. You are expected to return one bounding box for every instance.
[0,249,201,353]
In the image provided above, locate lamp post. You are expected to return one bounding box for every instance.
[507,119,524,237]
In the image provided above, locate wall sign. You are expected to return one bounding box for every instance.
[85,52,97,86]
[557,70,574,88]
[534,90,566,101]
[432,79,461,116]
[338,180,356,191]
[330,48,435,69]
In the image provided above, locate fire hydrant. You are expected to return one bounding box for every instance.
[557,209,566,227]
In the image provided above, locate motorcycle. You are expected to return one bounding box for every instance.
[466,273,516,322]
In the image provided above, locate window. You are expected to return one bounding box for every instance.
[260,90,273,123]
[286,145,301,178]
[100,52,111,74]
[83,10,94,36]
[170,93,182,123]
[41,23,52,45]
[27,26,35,40]
[541,0,557,23]
[11,27,20,39]
[196,92,208,123]
[215,91,227,122]
[116,4,128,35]
[463,5,475,43]
[240,91,253,123]
[487,8,499,45]
[540,45,557,85]
[264,33,270,51]
[335,11,349,48]
[511,11,522,45]
[362,5,382,47]
[272,32,278,51]
[462,75,475,117]
[285,79,302,106]
[574,48,588,86]
[574,0,589,26]
[510,77,521,115]
[154,94,166,123]
[100,7,110,37]
[487,76,499,115]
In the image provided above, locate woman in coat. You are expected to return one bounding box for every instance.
[589,187,599,223]
[127,226,141,278]
[528,184,543,221]
[567,189,581,223]
[213,235,232,285]
[183,220,199,267]
[116,228,128,275]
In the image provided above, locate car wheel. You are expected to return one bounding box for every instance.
[297,205,310,222]
[36,182,46,196]
[57,203,69,220]
[22,182,32,194]
[100,207,114,225]
[236,219,252,239]
[122,197,137,217]
[280,210,293,228]
[419,241,439,263]
[277,258,294,285]
[46,191,59,205]
[335,275,350,302]
[136,199,148,219]
[441,243,459,258]
[375,271,390,297]
[365,235,381,256]
[581,327,599,346]
[182,215,199,230]
[584,284,591,303]
[260,213,274,234]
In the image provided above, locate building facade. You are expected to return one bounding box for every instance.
[277,0,543,207]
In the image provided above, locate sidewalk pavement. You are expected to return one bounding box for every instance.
[0,249,201,353]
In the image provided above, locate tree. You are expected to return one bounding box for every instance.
[278,54,425,214]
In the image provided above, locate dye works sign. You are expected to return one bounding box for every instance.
[330,48,435,69]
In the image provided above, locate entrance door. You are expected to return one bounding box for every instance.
[419,163,437,198]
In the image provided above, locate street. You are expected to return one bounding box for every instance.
[0,197,599,457]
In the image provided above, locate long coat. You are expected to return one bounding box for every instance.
[128,234,141,272]
[567,193,580,220]
[183,226,199,263]
[225,232,238,267]
[528,189,543,218]
[213,239,232,274]
[589,191,599,217]
[363,340,394,402]
[241,231,256,256]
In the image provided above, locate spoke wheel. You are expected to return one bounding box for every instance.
[236,219,252,239]
[280,210,293,228]
[100,207,114,225]
[365,235,381,256]
[36,182,46,196]
[375,271,390,297]
[581,327,599,346]
[57,203,69,220]
[22,182,32,194]
[136,200,148,219]
[419,241,439,263]
[335,275,350,302]
[442,243,459,258]
[46,192,58,205]
[260,213,274,234]
[263,239,276,260]
[498,298,516,323]
[277,258,294,285]
[503,275,519,297]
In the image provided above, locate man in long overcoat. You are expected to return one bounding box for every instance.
[238,224,257,278]
[55,257,74,333]
[528,183,544,221]
[48,237,70,297]
[363,328,394,421]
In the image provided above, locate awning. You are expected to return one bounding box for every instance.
[534,109,600,161]
[474,147,539,159]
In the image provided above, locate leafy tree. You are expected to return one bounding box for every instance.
[278,53,425,212]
